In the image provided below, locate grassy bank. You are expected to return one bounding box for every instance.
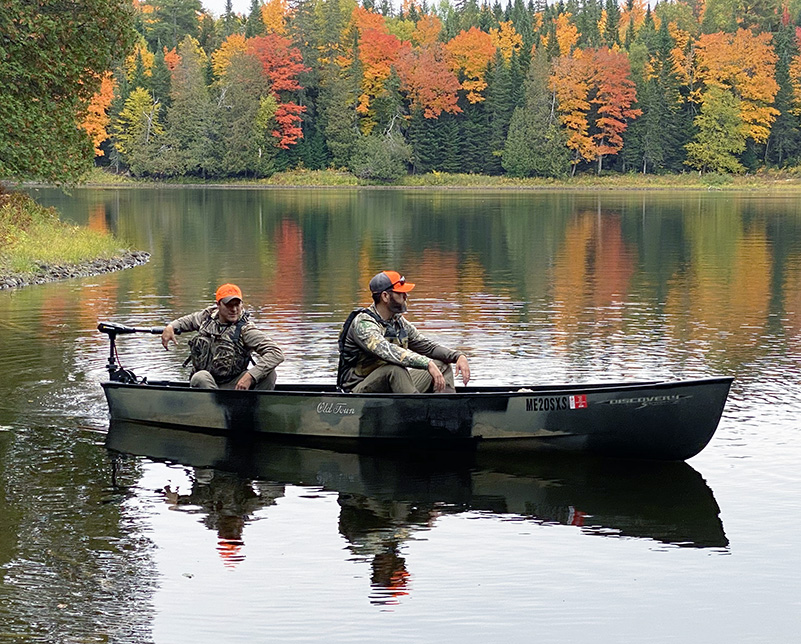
[0,190,136,280]
[78,166,801,191]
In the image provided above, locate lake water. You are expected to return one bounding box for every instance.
[1,187,800,642]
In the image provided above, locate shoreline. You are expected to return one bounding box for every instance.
[0,250,151,290]
[13,168,801,192]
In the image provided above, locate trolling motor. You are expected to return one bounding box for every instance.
[97,321,166,383]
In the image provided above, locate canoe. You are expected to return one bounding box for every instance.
[105,419,729,549]
[98,322,733,460]
[101,377,733,461]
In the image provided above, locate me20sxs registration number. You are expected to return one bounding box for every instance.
[525,395,588,412]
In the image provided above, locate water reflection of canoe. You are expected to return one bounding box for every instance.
[105,420,728,549]
[101,376,733,460]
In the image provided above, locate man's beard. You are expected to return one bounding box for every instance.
[388,296,407,315]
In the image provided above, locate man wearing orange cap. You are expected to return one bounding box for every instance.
[161,283,284,390]
[337,271,470,393]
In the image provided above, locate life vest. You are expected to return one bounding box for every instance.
[337,307,408,390]
[186,310,251,383]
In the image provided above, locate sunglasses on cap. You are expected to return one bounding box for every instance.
[390,276,406,289]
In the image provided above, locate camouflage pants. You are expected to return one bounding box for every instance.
[189,369,277,390]
[351,360,455,394]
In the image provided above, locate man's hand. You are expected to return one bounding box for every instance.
[235,372,255,390]
[428,361,446,392]
[454,355,471,386]
[161,324,177,350]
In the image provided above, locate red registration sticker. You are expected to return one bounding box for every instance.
[569,394,587,409]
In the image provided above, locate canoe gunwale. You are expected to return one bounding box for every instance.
[102,375,734,399]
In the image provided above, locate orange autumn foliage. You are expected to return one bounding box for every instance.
[591,47,641,157]
[248,34,309,148]
[261,0,289,35]
[163,47,180,71]
[396,39,461,118]
[445,27,496,103]
[81,72,116,156]
[490,21,523,62]
[694,29,779,143]
[412,14,442,48]
[550,52,595,162]
[550,48,640,164]
[212,34,247,78]
[554,13,580,56]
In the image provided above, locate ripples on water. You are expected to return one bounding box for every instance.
[1,188,800,642]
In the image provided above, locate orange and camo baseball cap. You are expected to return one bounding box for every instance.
[215,283,243,304]
[369,270,415,294]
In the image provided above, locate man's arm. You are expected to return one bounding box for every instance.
[352,314,430,370]
[405,321,463,363]
[405,320,470,385]
[241,326,285,383]
[160,310,206,350]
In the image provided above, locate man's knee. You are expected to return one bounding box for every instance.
[253,369,277,391]
[190,370,218,389]
[386,364,415,390]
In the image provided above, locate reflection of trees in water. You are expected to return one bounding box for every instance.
[337,493,439,606]
[163,469,284,567]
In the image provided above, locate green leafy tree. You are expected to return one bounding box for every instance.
[685,87,746,173]
[350,131,412,181]
[112,87,165,175]
[0,0,136,183]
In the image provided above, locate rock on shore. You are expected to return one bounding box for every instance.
[0,250,151,290]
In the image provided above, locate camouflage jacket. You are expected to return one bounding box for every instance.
[339,303,462,391]
[169,306,284,383]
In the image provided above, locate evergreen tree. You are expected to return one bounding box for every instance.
[131,50,148,91]
[246,0,265,38]
[408,108,440,173]
[576,0,602,47]
[440,114,464,173]
[320,70,359,168]
[150,47,173,114]
[198,13,217,52]
[767,20,801,166]
[216,51,276,177]
[147,0,203,50]
[502,48,570,177]
[221,0,239,39]
[160,36,221,177]
[511,0,534,57]
[350,131,412,181]
[459,100,490,173]
[485,52,517,174]
[603,0,620,47]
[460,0,481,30]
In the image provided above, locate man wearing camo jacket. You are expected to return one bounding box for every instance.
[337,270,470,394]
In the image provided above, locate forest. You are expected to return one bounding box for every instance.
[11,0,801,182]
